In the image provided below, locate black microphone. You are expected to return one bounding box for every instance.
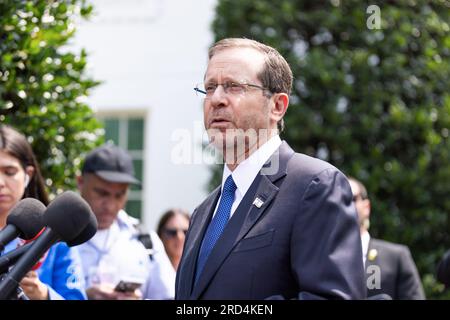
[437,250,450,288]
[0,242,33,274]
[66,204,98,247]
[0,198,46,251]
[0,214,97,274]
[0,191,96,299]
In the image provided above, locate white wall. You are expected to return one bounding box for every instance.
[72,0,217,230]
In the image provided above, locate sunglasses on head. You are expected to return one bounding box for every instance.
[163,228,188,238]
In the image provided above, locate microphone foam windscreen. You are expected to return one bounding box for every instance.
[6,198,46,239]
[44,191,95,242]
[66,208,98,246]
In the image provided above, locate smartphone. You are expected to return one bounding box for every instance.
[114,280,142,293]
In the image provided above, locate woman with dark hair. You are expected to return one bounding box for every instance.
[157,209,190,271]
[0,125,86,300]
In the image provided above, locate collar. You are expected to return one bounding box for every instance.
[88,220,120,252]
[117,209,139,230]
[221,135,282,198]
[361,230,371,265]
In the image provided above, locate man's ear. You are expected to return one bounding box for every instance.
[271,93,289,124]
[76,175,84,190]
[363,199,371,220]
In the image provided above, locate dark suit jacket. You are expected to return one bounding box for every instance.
[176,142,365,300]
[365,238,425,299]
[437,249,450,287]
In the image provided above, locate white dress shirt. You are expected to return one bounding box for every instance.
[361,230,370,267]
[213,135,282,219]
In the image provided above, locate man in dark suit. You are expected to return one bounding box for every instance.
[348,177,425,299]
[176,38,365,300]
[437,250,450,288]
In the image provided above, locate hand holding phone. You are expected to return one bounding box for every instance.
[114,280,142,293]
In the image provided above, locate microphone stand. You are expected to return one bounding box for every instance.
[15,286,30,300]
[0,273,29,300]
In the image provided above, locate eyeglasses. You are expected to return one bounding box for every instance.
[194,81,270,98]
[163,228,188,238]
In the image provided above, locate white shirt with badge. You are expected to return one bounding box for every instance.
[77,210,175,299]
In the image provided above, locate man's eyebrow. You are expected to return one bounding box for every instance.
[204,76,243,83]
[93,187,109,194]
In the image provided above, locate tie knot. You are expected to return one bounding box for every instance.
[223,175,237,194]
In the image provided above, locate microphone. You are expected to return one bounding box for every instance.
[0,191,96,299]
[0,214,97,274]
[0,198,46,251]
[66,205,98,247]
[21,227,48,271]
[0,242,33,274]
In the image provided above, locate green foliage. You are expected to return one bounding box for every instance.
[0,0,103,196]
[212,0,450,298]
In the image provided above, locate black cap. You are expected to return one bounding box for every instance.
[82,144,140,185]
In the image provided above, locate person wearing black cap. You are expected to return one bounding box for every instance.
[76,144,175,300]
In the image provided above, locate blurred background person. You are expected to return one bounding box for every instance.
[157,209,190,271]
[76,144,175,299]
[437,249,450,288]
[348,177,425,300]
[0,125,86,300]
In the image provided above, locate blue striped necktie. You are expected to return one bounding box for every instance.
[195,175,237,284]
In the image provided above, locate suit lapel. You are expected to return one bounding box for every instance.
[190,142,295,299]
[235,141,294,248]
[235,142,293,245]
[366,239,378,264]
[234,175,279,243]
[178,187,220,299]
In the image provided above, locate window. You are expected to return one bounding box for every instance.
[100,116,145,219]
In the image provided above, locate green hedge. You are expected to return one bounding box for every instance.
[0,0,103,196]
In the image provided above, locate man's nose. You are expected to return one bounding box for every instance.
[0,173,6,188]
[102,197,115,210]
[209,85,228,107]
[176,231,185,240]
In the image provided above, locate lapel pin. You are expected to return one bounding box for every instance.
[253,197,264,208]
[368,249,378,261]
